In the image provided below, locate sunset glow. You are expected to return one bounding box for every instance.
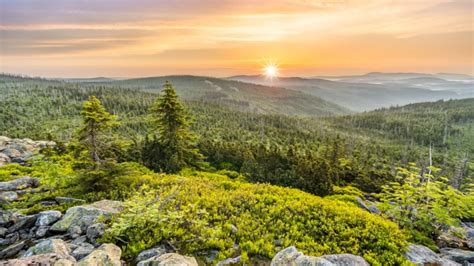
[0,0,472,77]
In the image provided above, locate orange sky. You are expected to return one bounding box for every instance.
[0,0,473,77]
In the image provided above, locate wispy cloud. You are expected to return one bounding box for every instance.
[0,0,472,77]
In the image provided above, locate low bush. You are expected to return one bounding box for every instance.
[103,172,408,265]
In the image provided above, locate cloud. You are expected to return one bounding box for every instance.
[0,0,472,76]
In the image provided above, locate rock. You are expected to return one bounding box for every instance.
[0,232,19,246]
[137,253,198,266]
[51,200,123,232]
[0,240,28,259]
[35,226,50,238]
[321,254,370,266]
[0,153,11,166]
[440,248,474,264]
[72,242,95,260]
[36,210,62,226]
[7,214,37,233]
[71,235,87,245]
[0,177,39,191]
[0,253,76,265]
[216,256,242,266]
[405,244,461,266]
[0,210,13,227]
[86,222,105,245]
[271,246,334,266]
[55,197,86,204]
[136,246,168,262]
[78,243,122,266]
[22,239,72,259]
[356,197,380,214]
[68,225,82,238]
[0,227,7,237]
[230,224,238,234]
[0,192,18,202]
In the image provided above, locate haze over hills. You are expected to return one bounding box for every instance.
[228,73,473,111]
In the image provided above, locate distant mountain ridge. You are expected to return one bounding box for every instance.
[228,73,473,111]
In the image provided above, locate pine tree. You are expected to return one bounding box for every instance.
[144,81,204,173]
[78,95,117,168]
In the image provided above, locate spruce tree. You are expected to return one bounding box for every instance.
[144,81,203,172]
[79,95,117,168]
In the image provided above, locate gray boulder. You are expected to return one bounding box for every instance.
[78,243,122,266]
[137,253,198,266]
[22,239,72,259]
[0,253,76,265]
[405,244,461,266]
[271,246,334,266]
[440,248,474,264]
[321,254,370,266]
[7,214,37,233]
[0,177,39,191]
[0,191,18,202]
[0,210,13,227]
[0,240,28,259]
[51,200,123,232]
[36,210,62,226]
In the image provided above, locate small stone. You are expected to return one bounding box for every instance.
[86,222,105,244]
[136,245,168,262]
[0,210,13,227]
[217,256,242,266]
[35,226,50,238]
[72,242,95,260]
[0,227,7,237]
[68,225,82,238]
[71,235,87,245]
[55,197,86,204]
[7,214,37,233]
[36,210,62,226]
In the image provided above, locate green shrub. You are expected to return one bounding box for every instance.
[103,172,408,265]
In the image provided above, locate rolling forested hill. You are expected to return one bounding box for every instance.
[1,74,473,193]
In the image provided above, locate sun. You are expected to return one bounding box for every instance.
[263,63,279,79]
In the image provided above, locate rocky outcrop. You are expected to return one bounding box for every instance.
[0,136,55,166]
[137,253,198,266]
[271,246,368,266]
[0,200,123,261]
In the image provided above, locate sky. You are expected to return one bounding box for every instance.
[0,0,473,77]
